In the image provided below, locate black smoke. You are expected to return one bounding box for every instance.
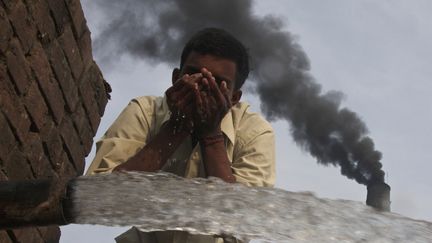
[90,0,385,185]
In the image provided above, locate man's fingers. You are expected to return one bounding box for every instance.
[198,69,226,107]
[193,83,203,107]
[170,74,190,91]
[208,77,226,107]
[168,73,204,102]
[176,91,194,109]
[200,90,210,121]
[181,73,203,88]
[220,81,232,108]
[201,68,213,81]
[188,73,203,84]
[192,83,205,121]
[200,77,210,90]
[171,84,193,101]
[171,73,202,92]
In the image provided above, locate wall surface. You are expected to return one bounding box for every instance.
[0,0,110,241]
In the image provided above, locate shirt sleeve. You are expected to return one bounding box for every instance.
[86,98,153,175]
[231,124,276,187]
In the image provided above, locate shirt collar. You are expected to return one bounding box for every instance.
[161,96,235,144]
[220,109,235,145]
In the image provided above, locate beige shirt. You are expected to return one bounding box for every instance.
[86,96,275,243]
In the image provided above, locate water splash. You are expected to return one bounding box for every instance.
[70,172,432,242]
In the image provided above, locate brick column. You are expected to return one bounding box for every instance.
[0,0,111,241]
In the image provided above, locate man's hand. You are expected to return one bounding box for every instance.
[193,68,236,183]
[115,74,204,173]
[193,68,232,138]
[165,73,203,133]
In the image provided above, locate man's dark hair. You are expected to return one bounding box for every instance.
[180,28,250,90]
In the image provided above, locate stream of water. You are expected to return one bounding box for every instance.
[69,172,432,242]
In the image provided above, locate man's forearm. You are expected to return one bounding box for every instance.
[113,120,189,172]
[199,133,236,183]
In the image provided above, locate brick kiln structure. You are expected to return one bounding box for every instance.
[0,0,110,241]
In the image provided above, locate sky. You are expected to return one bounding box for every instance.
[61,0,432,242]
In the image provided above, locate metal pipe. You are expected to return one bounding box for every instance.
[366,182,391,212]
[0,178,75,229]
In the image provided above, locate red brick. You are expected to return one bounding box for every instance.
[78,68,102,133]
[27,42,52,81]
[77,26,93,68]
[40,122,63,167]
[23,80,49,131]
[12,228,44,243]
[58,151,79,178]
[0,70,31,143]
[5,38,32,94]
[46,0,70,34]
[24,132,55,178]
[8,0,37,53]
[4,147,34,180]
[59,24,83,79]
[0,0,103,241]
[0,6,13,53]
[27,42,65,124]
[0,113,16,162]
[72,103,94,155]
[26,0,57,45]
[37,226,60,243]
[60,117,85,174]
[73,103,93,152]
[65,0,86,38]
[91,63,110,116]
[0,230,13,243]
[45,40,79,112]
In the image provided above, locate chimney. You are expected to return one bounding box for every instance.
[366,182,391,211]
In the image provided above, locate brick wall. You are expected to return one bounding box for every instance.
[0,0,111,242]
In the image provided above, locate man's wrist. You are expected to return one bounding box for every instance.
[199,132,225,147]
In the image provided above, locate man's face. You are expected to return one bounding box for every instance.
[174,51,242,104]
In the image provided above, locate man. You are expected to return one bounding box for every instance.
[87,28,275,243]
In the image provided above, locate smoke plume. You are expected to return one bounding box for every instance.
[91,0,385,185]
